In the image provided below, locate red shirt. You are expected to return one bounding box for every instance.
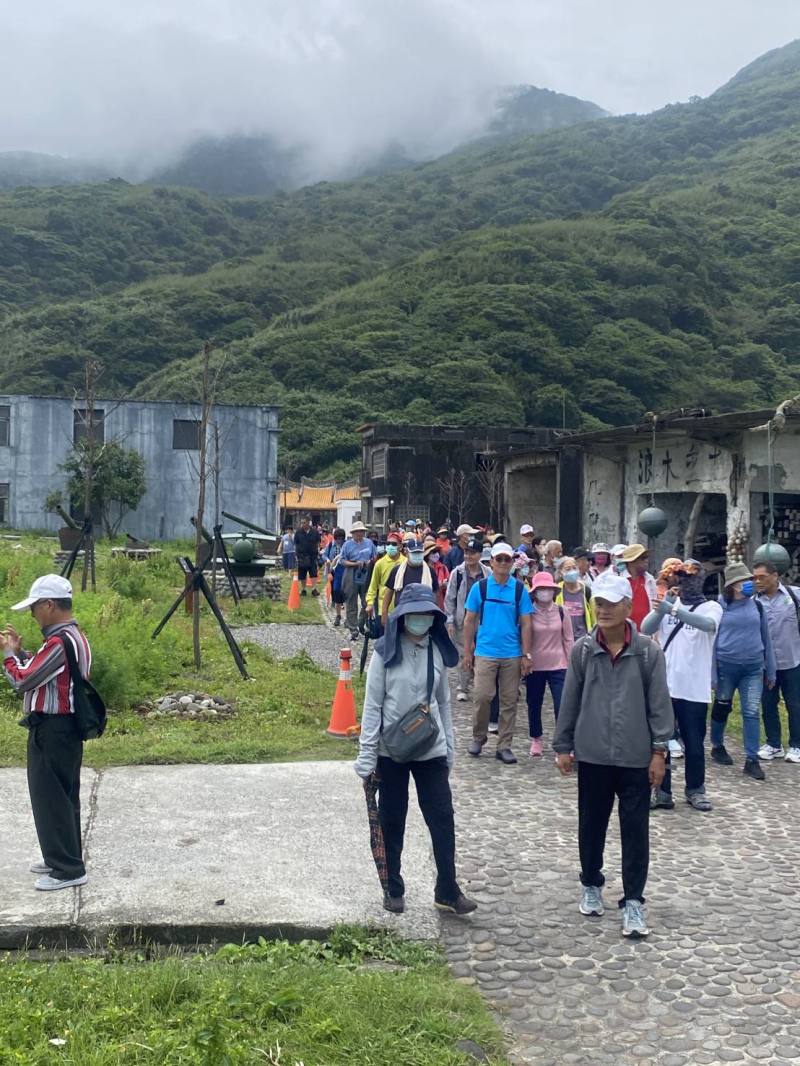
[596,623,632,665]
[628,574,651,629]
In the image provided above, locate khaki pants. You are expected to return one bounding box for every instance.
[473,656,521,751]
[450,625,472,692]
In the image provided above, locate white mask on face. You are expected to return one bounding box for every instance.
[535,589,555,604]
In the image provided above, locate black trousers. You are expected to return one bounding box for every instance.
[377,755,459,902]
[27,716,85,880]
[577,761,649,904]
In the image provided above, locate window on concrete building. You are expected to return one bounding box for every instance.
[371,447,387,479]
[172,419,201,450]
[73,409,105,445]
[0,406,10,447]
[0,483,8,524]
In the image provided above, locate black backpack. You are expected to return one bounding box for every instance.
[60,634,107,741]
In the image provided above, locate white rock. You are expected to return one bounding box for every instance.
[179,696,193,706]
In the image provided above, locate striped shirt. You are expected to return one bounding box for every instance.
[3,621,92,716]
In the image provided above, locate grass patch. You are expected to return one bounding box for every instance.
[0,929,507,1065]
[0,537,358,769]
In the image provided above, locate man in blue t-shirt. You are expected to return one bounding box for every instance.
[339,522,377,640]
[462,542,534,764]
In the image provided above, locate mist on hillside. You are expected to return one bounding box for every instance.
[0,0,798,182]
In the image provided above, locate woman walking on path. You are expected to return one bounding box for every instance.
[709,563,776,780]
[354,584,478,916]
[556,557,595,641]
[526,571,574,757]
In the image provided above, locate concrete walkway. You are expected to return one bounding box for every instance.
[0,762,438,949]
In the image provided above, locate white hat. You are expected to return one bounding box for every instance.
[591,572,632,604]
[11,574,73,611]
[455,523,476,536]
[349,521,367,533]
[610,543,628,558]
[490,542,515,559]
[519,523,534,535]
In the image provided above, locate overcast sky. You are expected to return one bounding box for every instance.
[0,0,797,169]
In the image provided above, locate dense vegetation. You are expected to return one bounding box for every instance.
[1,40,799,476]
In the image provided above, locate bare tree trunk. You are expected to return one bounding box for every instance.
[684,492,706,559]
[193,343,212,670]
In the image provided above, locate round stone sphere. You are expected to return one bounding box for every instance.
[637,506,668,538]
[753,541,791,573]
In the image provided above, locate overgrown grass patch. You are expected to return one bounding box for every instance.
[0,537,356,768]
[0,929,508,1065]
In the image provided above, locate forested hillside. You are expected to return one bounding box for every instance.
[1,40,799,477]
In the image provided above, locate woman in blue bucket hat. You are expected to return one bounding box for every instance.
[355,583,478,916]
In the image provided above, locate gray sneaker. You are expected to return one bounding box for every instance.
[621,900,649,938]
[579,885,604,916]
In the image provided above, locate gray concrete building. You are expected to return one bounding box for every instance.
[0,395,279,540]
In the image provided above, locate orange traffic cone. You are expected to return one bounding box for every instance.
[327,648,360,738]
[287,571,301,611]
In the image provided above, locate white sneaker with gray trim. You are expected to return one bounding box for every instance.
[785,747,800,763]
[35,874,88,891]
[579,885,604,916]
[621,900,649,938]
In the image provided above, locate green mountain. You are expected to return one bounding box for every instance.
[0,40,799,479]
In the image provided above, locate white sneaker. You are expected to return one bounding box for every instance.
[35,874,88,891]
[668,739,684,758]
[456,690,468,702]
[785,747,800,763]
[30,861,52,875]
[487,723,499,734]
[758,743,785,761]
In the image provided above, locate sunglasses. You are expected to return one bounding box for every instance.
[493,555,513,563]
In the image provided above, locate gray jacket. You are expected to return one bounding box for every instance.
[444,562,490,627]
[553,622,674,768]
[354,634,454,777]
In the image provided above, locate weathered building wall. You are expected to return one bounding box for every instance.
[505,456,557,542]
[0,396,279,540]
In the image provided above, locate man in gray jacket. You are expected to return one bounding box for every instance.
[444,536,490,701]
[553,572,674,938]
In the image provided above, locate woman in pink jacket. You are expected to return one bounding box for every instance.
[526,571,575,757]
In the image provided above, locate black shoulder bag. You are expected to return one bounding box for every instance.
[60,635,107,741]
[380,640,439,763]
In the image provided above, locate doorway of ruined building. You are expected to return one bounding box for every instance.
[506,463,557,545]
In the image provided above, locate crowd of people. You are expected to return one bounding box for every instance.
[350,517,800,937]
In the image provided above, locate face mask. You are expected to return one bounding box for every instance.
[408,551,424,565]
[615,561,627,574]
[520,567,530,577]
[405,614,433,636]
[740,580,755,598]
[564,570,579,584]
[535,589,555,603]
[386,545,398,558]
[430,552,440,563]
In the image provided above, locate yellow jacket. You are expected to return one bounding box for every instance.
[555,582,596,631]
[366,553,400,609]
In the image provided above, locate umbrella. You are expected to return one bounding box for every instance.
[363,772,388,893]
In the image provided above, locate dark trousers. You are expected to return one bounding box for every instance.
[762,663,800,749]
[662,698,708,796]
[27,716,85,880]
[377,755,459,902]
[578,761,650,904]
[525,669,566,738]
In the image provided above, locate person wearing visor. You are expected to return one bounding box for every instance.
[355,584,477,916]
[462,542,534,765]
[444,536,490,702]
[553,572,674,939]
[589,544,612,580]
[1,575,92,891]
[382,537,439,627]
[641,559,721,811]
[709,563,776,780]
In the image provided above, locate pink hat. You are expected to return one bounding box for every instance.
[530,571,558,591]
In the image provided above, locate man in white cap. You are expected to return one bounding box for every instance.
[1,575,92,891]
[462,542,534,764]
[553,571,674,938]
[515,524,536,555]
[445,524,476,570]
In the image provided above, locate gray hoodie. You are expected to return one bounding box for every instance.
[354,633,454,777]
[553,621,674,768]
[444,561,490,627]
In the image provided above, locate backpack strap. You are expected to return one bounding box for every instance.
[478,578,488,625]
[661,602,700,655]
[785,585,800,634]
[478,578,523,625]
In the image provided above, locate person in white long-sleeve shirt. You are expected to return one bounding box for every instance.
[354,583,477,917]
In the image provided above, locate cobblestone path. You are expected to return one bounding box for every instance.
[444,690,800,1066]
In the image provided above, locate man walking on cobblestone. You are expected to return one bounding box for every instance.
[445,536,489,702]
[553,572,674,938]
[754,561,800,764]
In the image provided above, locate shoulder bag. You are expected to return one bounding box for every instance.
[380,640,439,762]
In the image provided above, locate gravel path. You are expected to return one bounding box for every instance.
[443,684,800,1066]
[234,622,352,672]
